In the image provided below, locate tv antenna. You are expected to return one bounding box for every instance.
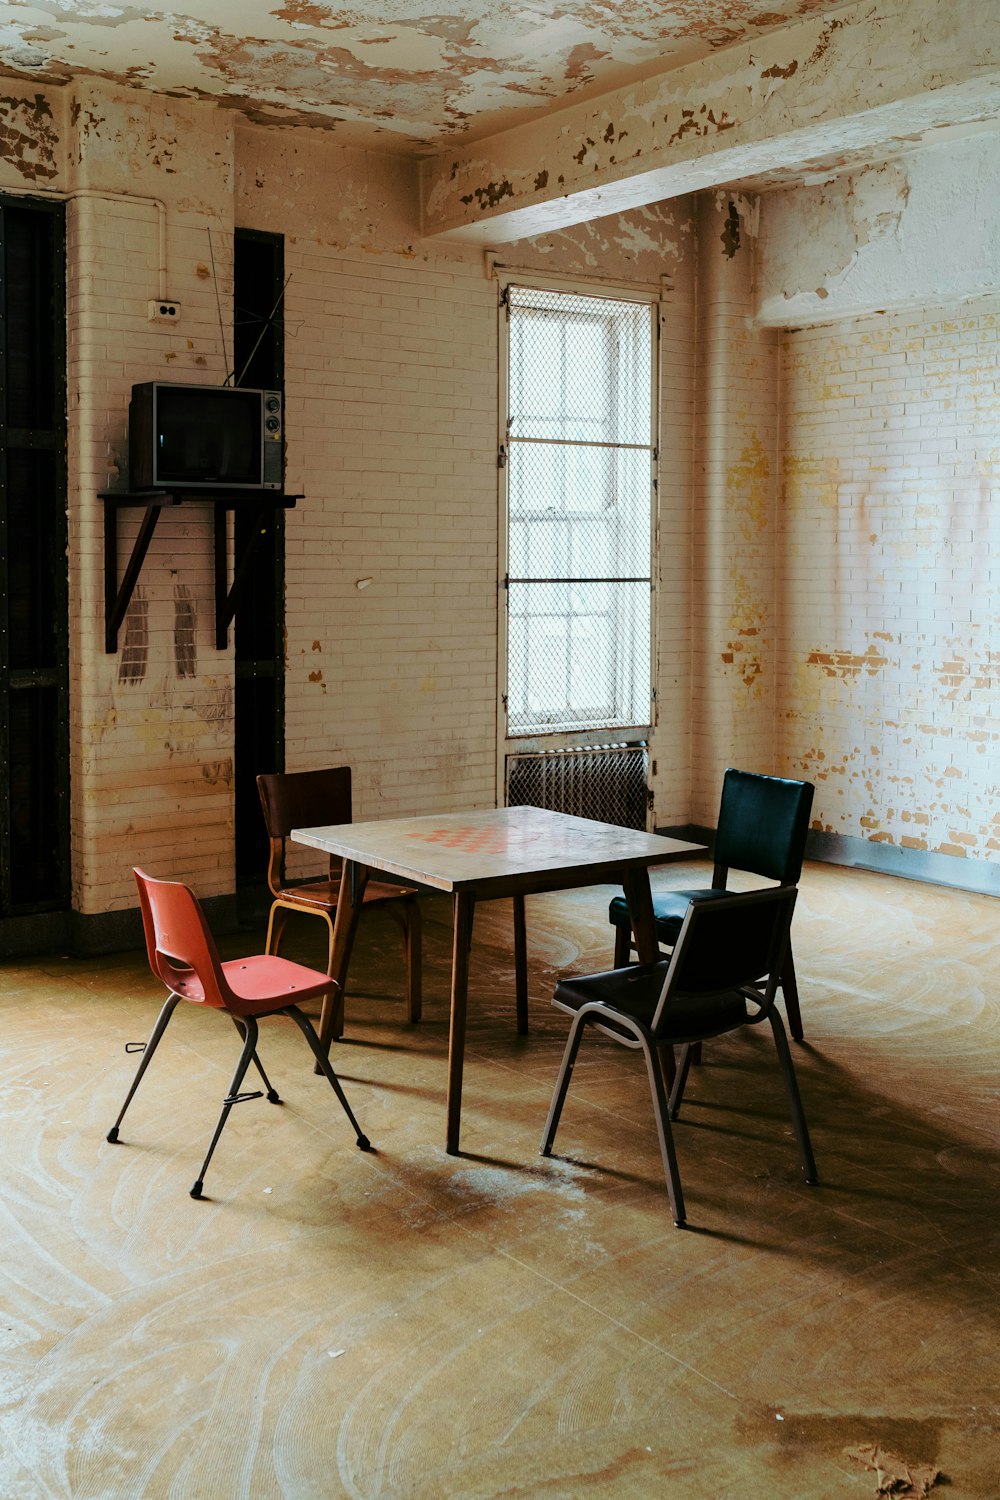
[232,274,293,389]
[206,226,292,388]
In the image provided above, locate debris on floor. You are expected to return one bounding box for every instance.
[845,1441,942,1497]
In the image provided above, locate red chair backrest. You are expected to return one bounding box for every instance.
[133,868,233,1010]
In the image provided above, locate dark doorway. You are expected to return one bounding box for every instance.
[232,229,285,889]
[0,196,69,918]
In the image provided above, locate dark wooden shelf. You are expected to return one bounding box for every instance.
[100,487,300,653]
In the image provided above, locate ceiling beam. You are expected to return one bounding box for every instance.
[419,0,1000,243]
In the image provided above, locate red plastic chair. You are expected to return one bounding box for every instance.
[107,868,371,1199]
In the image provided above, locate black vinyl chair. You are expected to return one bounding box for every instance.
[542,886,817,1227]
[608,768,814,1039]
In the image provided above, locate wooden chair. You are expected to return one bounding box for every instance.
[543,886,817,1227]
[608,768,814,1039]
[107,868,371,1199]
[256,767,421,1037]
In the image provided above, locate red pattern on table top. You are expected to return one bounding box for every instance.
[404,824,542,856]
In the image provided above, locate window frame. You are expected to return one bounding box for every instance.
[496,272,660,799]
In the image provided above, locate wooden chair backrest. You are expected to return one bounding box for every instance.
[256,767,353,892]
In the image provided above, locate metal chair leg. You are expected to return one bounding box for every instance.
[767,1009,818,1184]
[667,1043,694,1119]
[540,1011,589,1157]
[230,1017,281,1103]
[285,1006,371,1150]
[641,1036,687,1226]
[190,1015,262,1199]
[780,945,804,1041]
[106,992,181,1143]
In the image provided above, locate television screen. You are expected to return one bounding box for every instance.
[156,386,262,486]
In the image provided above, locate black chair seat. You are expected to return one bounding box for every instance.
[555,960,749,1041]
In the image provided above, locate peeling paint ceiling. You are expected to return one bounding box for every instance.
[0,0,863,153]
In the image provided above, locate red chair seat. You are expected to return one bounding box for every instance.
[220,953,337,1014]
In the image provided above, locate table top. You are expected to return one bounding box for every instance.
[293,804,702,899]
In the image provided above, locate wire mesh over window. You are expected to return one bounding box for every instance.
[505,286,654,736]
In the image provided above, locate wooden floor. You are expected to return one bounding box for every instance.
[2,859,998,1498]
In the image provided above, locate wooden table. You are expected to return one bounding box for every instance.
[292,805,702,1154]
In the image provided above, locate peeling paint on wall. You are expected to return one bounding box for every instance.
[0,91,60,181]
[806,643,889,681]
[755,142,999,327]
[720,199,740,257]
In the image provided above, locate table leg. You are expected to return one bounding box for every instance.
[512,893,528,1035]
[317,858,369,1057]
[446,890,475,1155]
[624,867,677,1079]
[623,867,658,962]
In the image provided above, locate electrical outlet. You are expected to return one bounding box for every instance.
[148,299,181,323]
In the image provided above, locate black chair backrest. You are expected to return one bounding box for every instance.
[714,769,814,885]
[650,886,797,1033]
[257,766,353,842]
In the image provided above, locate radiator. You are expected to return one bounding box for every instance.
[505,743,649,830]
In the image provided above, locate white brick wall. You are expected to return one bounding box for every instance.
[778,301,1000,863]
[280,245,499,848]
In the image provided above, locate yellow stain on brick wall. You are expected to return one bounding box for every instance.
[720,636,764,690]
[727,433,770,539]
[782,452,843,511]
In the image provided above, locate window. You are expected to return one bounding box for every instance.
[502,285,655,739]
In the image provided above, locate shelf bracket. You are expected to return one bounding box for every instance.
[103,494,182,654]
[101,489,300,653]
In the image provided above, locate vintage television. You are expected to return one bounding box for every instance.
[128,381,283,492]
